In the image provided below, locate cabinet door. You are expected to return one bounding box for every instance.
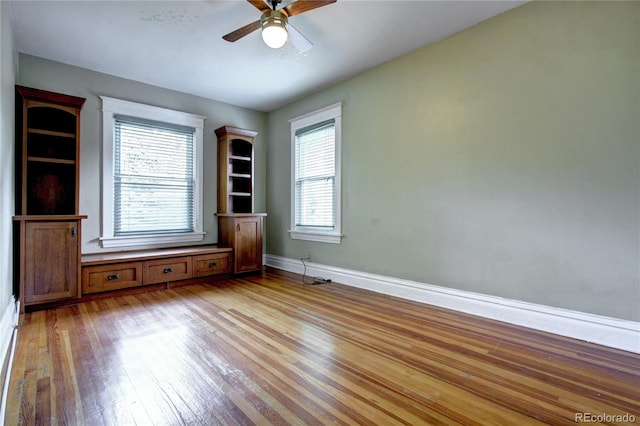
[235,216,263,273]
[24,221,78,304]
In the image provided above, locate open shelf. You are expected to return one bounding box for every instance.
[216,126,258,214]
[16,85,84,216]
[27,105,76,134]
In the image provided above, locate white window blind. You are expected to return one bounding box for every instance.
[295,120,336,228]
[114,117,195,235]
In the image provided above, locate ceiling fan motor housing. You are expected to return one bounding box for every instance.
[261,10,288,30]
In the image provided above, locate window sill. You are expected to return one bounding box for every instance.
[289,230,342,244]
[100,232,205,249]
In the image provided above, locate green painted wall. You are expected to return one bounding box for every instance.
[18,54,267,254]
[266,1,640,321]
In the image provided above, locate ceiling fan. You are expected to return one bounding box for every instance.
[223,0,336,51]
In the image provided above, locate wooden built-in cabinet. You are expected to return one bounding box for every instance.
[218,213,266,274]
[21,219,81,304]
[215,126,266,274]
[13,86,86,312]
[81,246,233,295]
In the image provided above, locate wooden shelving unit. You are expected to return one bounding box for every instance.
[216,125,257,214]
[215,125,266,274]
[13,86,86,312]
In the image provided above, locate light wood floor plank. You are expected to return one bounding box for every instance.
[5,268,640,425]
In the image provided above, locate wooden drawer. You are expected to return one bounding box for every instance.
[193,252,232,277]
[82,262,143,294]
[143,256,192,285]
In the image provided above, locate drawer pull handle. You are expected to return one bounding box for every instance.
[163,267,173,273]
[107,274,120,281]
[209,262,217,267]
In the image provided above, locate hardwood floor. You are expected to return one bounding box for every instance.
[5,268,640,425]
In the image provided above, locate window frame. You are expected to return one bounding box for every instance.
[100,96,205,248]
[289,102,343,244]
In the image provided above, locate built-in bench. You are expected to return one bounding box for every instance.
[81,245,233,295]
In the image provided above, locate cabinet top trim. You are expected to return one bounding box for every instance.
[215,125,258,139]
[13,215,88,221]
[215,213,267,217]
[16,85,86,108]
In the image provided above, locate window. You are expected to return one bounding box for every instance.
[101,97,205,248]
[289,102,342,243]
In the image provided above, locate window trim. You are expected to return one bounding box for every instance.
[288,102,343,244]
[100,96,206,248]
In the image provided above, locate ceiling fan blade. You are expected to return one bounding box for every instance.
[288,24,313,52]
[222,20,261,42]
[282,0,336,17]
[247,0,271,14]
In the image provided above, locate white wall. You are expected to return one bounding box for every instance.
[0,0,18,370]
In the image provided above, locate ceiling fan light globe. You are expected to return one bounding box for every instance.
[261,10,288,49]
[262,26,288,48]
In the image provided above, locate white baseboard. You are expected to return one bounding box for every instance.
[0,298,18,366]
[0,297,18,422]
[265,254,640,354]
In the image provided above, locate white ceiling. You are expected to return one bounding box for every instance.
[9,0,525,112]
